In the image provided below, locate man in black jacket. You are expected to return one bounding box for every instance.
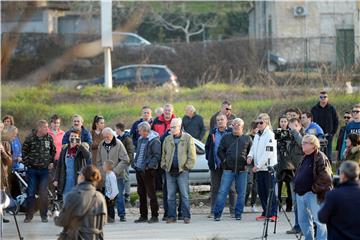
[182,105,206,141]
[205,113,235,218]
[213,118,252,221]
[318,161,360,240]
[311,91,339,160]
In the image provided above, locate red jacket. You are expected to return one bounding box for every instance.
[152,114,176,137]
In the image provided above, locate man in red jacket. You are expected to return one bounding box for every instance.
[152,104,176,137]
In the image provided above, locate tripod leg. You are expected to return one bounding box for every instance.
[13,215,24,240]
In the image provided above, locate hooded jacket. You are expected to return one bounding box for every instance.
[247,127,277,171]
[132,130,161,172]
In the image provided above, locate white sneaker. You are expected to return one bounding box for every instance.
[251,205,258,213]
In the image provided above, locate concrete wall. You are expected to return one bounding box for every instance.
[249,0,360,65]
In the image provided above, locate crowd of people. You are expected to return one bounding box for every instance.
[1,90,360,240]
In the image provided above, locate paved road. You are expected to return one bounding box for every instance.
[2,207,300,240]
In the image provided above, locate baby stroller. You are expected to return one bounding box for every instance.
[12,163,62,217]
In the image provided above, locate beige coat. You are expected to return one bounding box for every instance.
[161,132,196,172]
[96,137,130,188]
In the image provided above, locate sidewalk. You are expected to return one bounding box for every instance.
[2,207,299,240]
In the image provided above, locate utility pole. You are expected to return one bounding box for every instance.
[101,0,113,88]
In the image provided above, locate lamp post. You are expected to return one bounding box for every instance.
[101,0,113,88]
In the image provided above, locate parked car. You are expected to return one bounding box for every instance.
[113,32,176,54]
[75,64,178,89]
[264,53,287,72]
[128,137,210,186]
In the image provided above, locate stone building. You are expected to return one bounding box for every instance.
[248,1,360,69]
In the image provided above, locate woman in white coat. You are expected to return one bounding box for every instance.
[247,113,278,222]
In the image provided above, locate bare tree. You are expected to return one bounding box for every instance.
[152,13,215,43]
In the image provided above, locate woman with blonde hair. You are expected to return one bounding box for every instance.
[247,113,278,221]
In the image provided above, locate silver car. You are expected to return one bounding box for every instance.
[128,137,210,186]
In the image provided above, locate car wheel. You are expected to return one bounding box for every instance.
[267,62,278,72]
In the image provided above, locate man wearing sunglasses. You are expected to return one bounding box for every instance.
[213,118,252,221]
[340,104,360,160]
[311,91,339,161]
[209,101,236,130]
[335,111,352,162]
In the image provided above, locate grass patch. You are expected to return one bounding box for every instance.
[2,83,359,141]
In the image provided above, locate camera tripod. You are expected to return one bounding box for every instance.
[252,167,301,240]
[0,192,24,240]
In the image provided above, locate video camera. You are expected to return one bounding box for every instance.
[274,128,292,141]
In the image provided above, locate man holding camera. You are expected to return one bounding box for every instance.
[276,118,304,235]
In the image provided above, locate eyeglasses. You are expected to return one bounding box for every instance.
[232,123,241,127]
[344,116,351,119]
[225,108,232,111]
[302,141,312,145]
[256,121,264,125]
[352,110,360,114]
[319,96,327,99]
[170,126,178,129]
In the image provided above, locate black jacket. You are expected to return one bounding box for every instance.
[132,131,161,171]
[54,144,91,195]
[217,133,252,172]
[182,114,206,141]
[277,129,304,182]
[205,128,232,170]
[311,102,339,135]
[318,181,360,240]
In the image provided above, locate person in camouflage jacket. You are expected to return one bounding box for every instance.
[22,120,56,223]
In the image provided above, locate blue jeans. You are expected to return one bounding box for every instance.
[296,192,327,240]
[162,171,182,218]
[213,170,247,218]
[290,181,301,232]
[26,167,49,218]
[326,134,333,161]
[116,178,125,217]
[256,171,278,217]
[166,171,190,219]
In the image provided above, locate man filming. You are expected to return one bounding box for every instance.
[276,118,304,235]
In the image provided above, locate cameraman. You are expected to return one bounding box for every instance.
[276,115,292,213]
[284,118,304,235]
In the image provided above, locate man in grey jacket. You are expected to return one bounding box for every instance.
[132,122,161,224]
